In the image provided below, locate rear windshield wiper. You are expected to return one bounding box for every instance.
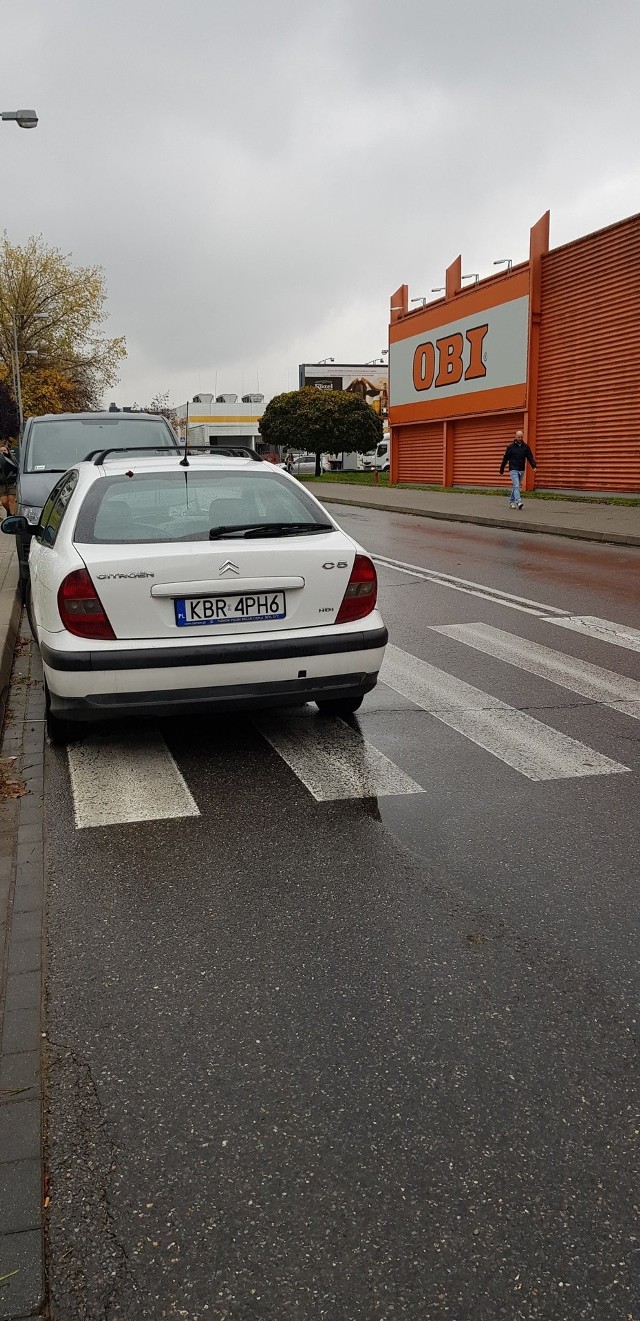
[209,521,333,540]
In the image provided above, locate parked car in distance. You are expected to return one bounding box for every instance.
[290,453,317,474]
[14,412,180,592]
[2,450,387,742]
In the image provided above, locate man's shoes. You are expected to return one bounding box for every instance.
[518,501,524,509]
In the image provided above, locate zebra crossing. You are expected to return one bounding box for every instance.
[378,642,629,782]
[66,616,640,827]
[431,622,640,718]
[67,729,200,829]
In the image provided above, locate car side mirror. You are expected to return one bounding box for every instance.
[1,516,31,535]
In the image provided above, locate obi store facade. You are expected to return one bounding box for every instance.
[387,210,640,494]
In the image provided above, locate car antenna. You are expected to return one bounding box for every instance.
[179,425,189,467]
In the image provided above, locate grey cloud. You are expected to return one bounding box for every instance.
[3,0,639,406]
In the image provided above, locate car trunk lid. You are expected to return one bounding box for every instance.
[76,536,355,639]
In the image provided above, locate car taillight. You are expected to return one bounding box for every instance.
[335,554,378,624]
[57,569,115,640]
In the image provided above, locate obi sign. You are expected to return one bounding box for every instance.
[412,324,489,391]
[389,290,530,421]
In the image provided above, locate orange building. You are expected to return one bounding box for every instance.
[388,210,640,494]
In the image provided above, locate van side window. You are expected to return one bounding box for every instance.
[37,472,79,548]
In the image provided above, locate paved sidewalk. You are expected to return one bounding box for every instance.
[306,482,640,547]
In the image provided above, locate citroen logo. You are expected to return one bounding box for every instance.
[219,560,240,575]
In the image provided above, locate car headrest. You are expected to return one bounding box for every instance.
[94,498,133,539]
[208,497,246,527]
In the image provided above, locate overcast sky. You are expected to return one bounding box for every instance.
[3,0,639,409]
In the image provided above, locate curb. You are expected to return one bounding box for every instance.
[0,557,21,732]
[310,491,640,548]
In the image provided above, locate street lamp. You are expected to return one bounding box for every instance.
[462,273,479,287]
[11,321,24,435]
[494,258,513,271]
[12,314,46,436]
[1,109,38,129]
[318,357,334,364]
[410,297,427,307]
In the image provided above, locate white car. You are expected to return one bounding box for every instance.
[3,451,387,742]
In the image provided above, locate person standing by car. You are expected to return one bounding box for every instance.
[284,452,295,474]
[0,442,18,516]
[499,429,537,509]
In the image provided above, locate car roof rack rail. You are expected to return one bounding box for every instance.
[86,446,180,464]
[202,446,264,461]
[86,445,265,465]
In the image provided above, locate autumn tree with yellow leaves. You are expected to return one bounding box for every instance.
[0,234,127,431]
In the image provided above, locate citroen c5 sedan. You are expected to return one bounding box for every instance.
[2,450,388,742]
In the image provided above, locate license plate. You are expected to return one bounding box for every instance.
[175,592,286,627]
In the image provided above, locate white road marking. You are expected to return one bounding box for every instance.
[254,708,424,801]
[374,553,640,655]
[545,615,640,654]
[433,623,640,720]
[379,643,630,782]
[68,730,200,829]
[373,553,570,618]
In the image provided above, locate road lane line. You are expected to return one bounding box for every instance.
[433,623,640,720]
[379,644,630,782]
[254,709,424,801]
[372,554,570,617]
[376,563,552,616]
[374,554,640,652]
[68,730,200,829]
[545,615,640,654]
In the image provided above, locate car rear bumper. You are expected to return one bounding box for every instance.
[40,625,388,672]
[42,625,388,722]
[47,671,379,722]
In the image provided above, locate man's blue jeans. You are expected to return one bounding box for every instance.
[509,469,522,506]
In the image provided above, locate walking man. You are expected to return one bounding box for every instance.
[499,429,537,509]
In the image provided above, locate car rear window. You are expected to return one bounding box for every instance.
[74,469,331,544]
[23,418,176,473]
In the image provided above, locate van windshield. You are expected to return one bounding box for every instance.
[23,418,176,473]
[375,442,388,458]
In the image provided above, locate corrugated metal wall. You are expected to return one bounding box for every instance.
[396,422,443,483]
[452,414,522,487]
[535,214,640,492]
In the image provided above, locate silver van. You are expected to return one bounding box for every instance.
[15,411,179,590]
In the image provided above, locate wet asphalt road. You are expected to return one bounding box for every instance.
[43,511,640,1320]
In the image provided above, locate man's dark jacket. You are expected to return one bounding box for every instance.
[500,439,537,474]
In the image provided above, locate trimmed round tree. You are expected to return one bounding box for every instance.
[259,387,383,476]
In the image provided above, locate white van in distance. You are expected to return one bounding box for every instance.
[374,439,390,472]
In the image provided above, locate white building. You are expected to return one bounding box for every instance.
[175,393,265,450]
